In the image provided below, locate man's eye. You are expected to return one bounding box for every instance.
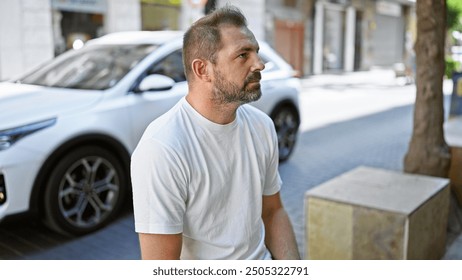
[238,53,248,58]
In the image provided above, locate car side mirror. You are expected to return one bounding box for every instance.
[138,74,175,92]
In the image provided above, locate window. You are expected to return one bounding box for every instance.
[18,44,157,90]
[148,49,186,83]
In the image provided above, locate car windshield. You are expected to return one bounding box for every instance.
[17,44,157,90]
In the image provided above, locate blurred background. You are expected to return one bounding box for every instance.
[1,0,462,260]
[0,0,427,81]
[3,0,462,81]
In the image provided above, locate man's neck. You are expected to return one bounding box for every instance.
[186,92,240,125]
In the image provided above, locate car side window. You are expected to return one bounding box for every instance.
[148,49,186,83]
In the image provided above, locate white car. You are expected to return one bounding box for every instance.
[0,31,300,235]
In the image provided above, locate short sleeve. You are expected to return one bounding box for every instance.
[263,118,282,196]
[130,138,188,234]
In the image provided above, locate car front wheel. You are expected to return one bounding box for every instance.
[271,105,300,162]
[43,145,127,236]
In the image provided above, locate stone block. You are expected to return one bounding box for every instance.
[444,117,462,203]
[305,166,450,259]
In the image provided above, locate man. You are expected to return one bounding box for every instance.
[130,5,300,260]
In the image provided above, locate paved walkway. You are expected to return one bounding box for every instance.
[282,69,462,259]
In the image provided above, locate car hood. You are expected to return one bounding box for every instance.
[0,82,103,130]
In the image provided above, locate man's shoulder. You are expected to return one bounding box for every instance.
[132,103,190,167]
[139,99,189,145]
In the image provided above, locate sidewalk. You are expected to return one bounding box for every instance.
[295,69,462,260]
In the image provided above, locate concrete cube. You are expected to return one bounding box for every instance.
[305,166,450,259]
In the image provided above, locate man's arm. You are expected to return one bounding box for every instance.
[262,192,301,260]
[138,233,182,260]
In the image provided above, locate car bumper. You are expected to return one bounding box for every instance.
[0,146,45,221]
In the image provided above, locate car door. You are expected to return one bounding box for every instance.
[127,48,188,146]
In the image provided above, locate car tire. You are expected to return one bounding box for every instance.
[43,145,127,236]
[270,105,300,162]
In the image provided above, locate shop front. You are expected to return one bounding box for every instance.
[51,0,107,55]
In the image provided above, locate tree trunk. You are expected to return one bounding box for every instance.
[404,0,451,177]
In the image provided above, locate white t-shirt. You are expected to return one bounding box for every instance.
[131,97,281,260]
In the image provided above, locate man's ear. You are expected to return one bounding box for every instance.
[191,59,211,82]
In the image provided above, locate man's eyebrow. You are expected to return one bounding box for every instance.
[235,45,260,53]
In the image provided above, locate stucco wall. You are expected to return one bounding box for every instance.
[0,0,54,80]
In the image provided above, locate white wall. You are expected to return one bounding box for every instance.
[105,0,141,34]
[0,0,54,80]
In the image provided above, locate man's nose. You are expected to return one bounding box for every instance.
[251,55,265,72]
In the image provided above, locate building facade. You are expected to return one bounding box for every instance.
[0,0,141,81]
[0,0,415,81]
[264,0,415,75]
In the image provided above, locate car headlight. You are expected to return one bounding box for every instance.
[0,118,57,151]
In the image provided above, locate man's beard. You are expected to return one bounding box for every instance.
[212,69,262,105]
